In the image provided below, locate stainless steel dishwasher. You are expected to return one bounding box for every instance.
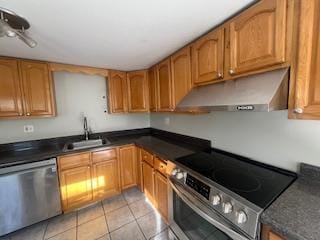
[0,158,62,236]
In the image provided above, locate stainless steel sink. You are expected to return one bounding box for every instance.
[63,138,111,151]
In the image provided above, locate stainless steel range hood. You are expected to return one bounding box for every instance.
[176,68,289,112]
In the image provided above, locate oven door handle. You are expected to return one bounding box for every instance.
[169,178,251,240]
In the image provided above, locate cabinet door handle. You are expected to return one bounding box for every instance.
[294,108,303,114]
[217,72,223,78]
[26,113,31,116]
[229,69,235,75]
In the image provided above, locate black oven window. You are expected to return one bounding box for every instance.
[173,191,232,240]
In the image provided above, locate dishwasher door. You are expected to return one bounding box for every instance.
[0,159,62,236]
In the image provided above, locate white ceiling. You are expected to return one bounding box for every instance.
[0,0,254,71]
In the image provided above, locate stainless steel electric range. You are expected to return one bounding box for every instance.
[167,149,296,240]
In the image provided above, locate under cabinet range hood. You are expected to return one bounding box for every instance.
[177,68,289,112]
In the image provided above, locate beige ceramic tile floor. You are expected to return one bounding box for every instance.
[1,187,170,240]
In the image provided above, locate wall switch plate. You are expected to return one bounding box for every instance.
[164,117,170,125]
[24,125,34,133]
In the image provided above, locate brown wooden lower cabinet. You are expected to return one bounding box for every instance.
[119,145,138,189]
[262,225,286,240]
[92,158,120,200]
[59,165,93,211]
[58,148,121,212]
[154,170,168,221]
[142,160,155,203]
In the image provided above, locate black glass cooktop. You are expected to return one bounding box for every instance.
[175,149,296,208]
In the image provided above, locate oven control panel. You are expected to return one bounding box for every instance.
[186,174,210,200]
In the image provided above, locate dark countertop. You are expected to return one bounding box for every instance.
[261,163,320,240]
[0,128,211,168]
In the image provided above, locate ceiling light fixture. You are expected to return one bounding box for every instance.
[0,7,37,48]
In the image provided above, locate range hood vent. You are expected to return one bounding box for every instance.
[176,68,289,112]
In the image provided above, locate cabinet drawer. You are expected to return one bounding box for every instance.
[141,149,154,166]
[92,148,117,163]
[58,152,91,171]
[154,157,167,176]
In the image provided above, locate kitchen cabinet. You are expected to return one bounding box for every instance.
[289,0,320,120]
[142,160,155,203]
[127,70,149,112]
[0,58,23,117]
[20,60,56,117]
[154,161,168,221]
[148,66,157,111]
[171,46,192,106]
[119,145,137,189]
[191,28,225,85]
[227,0,288,77]
[92,149,120,199]
[262,225,285,240]
[58,148,120,211]
[58,152,93,211]
[0,58,56,119]
[108,70,128,113]
[157,58,173,111]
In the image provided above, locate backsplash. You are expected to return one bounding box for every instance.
[0,72,150,144]
[150,111,320,172]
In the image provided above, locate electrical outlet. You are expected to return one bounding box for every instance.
[164,117,170,125]
[24,125,34,133]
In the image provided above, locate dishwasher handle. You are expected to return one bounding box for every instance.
[0,158,57,175]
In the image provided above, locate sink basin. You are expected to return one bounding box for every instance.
[63,138,111,151]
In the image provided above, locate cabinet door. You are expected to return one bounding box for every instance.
[192,28,225,85]
[262,225,285,240]
[155,171,168,221]
[228,0,287,76]
[0,58,23,118]
[92,159,120,199]
[142,161,155,203]
[20,61,56,117]
[171,46,192,107]
[59,166,93,211]
[119,145,137,189]
[148,66,157,112]
[157,58,173,111]
[108,70,128,113]
[127,70,149,112]
[289,0,320,119]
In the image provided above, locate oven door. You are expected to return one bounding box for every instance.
[168,178,252,240]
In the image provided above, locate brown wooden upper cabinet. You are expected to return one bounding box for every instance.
[157,58,173,111]
[0,58,23,118]
[108,70,128,113]
[171,46,192,107]
[227,0,288,77]
[0,58,56,119]
[289,0,320,120]
[127,70,149,112]
[148,66,157,112]
[191,28,225,85]
[20,60,56,117]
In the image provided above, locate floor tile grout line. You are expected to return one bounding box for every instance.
[127,201,147,240]
[42,220,49,240]
[101,201,111,237]
[108,218,136,234]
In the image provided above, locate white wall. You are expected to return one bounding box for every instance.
[0,72,150,144]
[150,111,320,172]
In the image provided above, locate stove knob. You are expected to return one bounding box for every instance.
[171,169,179,176]
[212,195,221,206]
[176,172,185,180]
[237,210,247,224]
[223,202,233,214]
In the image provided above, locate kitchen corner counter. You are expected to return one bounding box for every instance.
[261,164,320,240]
[0,128,211,168]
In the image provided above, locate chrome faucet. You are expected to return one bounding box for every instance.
[83,117,90,141]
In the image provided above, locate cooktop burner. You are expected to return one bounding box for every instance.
[212,168,261,193]
[175,149,296,208]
